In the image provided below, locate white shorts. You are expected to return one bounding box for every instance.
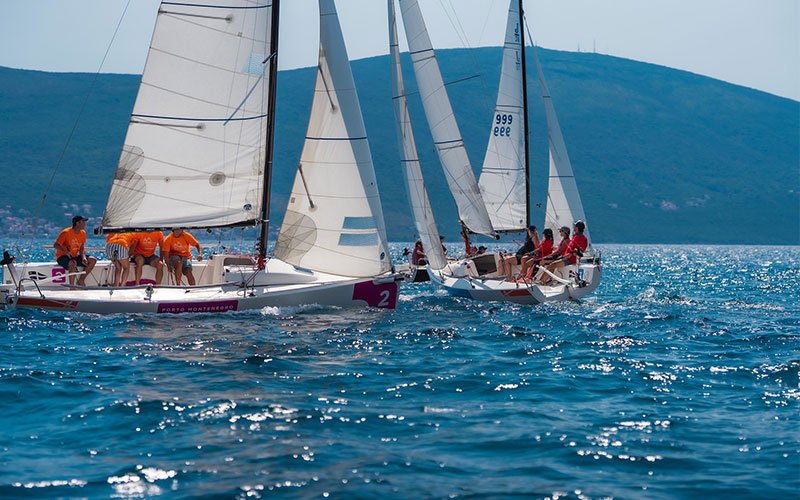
[106,243,129,261]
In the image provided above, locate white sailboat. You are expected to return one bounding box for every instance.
[1,0,400,314]
[394,0,601,304]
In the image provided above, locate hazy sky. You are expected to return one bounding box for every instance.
[1,0,797,100]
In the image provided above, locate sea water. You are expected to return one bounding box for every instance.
[0,242,797,498]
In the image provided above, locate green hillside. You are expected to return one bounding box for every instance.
[0,47,797,244]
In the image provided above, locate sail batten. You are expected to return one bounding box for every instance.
[273,0,391,278]
[398,0,495,237]
[478,0,528,233]
[102,0,272,231]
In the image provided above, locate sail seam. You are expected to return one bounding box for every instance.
[132,113,267,122]
[161,2,269,10]
[139,81,263,114]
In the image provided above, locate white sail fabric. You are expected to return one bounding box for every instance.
[398,0,495,237]
[273,0,391,278]
[388,0,446,270]
[478,0,527,232]
[103,0,272,230]
[534,46,591,244]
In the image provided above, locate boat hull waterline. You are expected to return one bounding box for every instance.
[1,256,399,313]
[428,262,601,305]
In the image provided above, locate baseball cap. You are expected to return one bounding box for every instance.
[72,215,88,224]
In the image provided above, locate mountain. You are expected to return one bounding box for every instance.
[0,47,797,244]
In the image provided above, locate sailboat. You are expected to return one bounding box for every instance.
[394,0,601,304]
[0,0,399,314]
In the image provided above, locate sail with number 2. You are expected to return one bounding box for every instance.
[273,0,392,278]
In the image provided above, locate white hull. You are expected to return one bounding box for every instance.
[428,252,601,304]
[1,254,399,314]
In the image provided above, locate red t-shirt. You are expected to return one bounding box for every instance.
[563,234,588,265]
[535,239,554,258]
[411,242,425,265]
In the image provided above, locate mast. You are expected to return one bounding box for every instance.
[259,0,281,262]
[519,0,531,228]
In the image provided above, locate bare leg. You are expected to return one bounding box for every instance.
[185,268,196,286]
[111,260,122,286]
[81,257,96,286]
[134,255,144,285]
[153,258,163,285]
[173,259,183,286]
[67,260,78,286]
[119,260,131,287]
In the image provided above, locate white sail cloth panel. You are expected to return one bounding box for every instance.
[533,46,591,243]
[397,0,495,238]
[103,0,271,230]
[478,0,527,232]
[273,0,391,278]
[388,0,446,271]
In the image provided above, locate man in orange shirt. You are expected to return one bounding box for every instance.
[162,228,203,286]
[53,215,97,286]
[130,231,165,286]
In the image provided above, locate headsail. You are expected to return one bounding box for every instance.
[273,0,391,278]
[103,0,272,230]
[397,0,495,237]
[388,0,446,270]
[478,0,528,232]
[533,45,591,243]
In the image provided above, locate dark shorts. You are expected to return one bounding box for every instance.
[131,254,160,265]
[57,254,85,270]
[169,255,192,269]
[514,254,523,265]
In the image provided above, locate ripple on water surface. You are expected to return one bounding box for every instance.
[0,243,798,497]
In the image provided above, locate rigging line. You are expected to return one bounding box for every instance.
[437,0,493,118]
[33,0,133,230]
[317,60,337,110]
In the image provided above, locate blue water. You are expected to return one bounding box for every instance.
[0,242,798,498]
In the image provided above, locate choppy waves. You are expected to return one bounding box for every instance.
[0,243,798,497]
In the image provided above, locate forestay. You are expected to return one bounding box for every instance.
[533,45,591,243]
[103,0,271,230]
[398,0,495,237]
[478,0,528,232]
[388,0,446,270]
[273,0,391,278]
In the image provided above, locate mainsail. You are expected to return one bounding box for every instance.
[533,45,591,243]
[388,0,446,270]
[103,0,272,230]
[397,0,495,237]
[273,0,391,278]
[478,0,528,232]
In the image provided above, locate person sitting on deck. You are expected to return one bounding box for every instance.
[516,228,555,281]
[53,215,97,286]
[460,225,478,257]
[130,230,165,286]
[411,240,426,266]
[536,221,588,284]
[162,228,203,286]
[106,232,137,287]
[498,225,539,279]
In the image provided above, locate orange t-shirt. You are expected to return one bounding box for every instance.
[105,232,136,248]
[162,232,199,258]
[133,231,165,257]
[54,228,87,259]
